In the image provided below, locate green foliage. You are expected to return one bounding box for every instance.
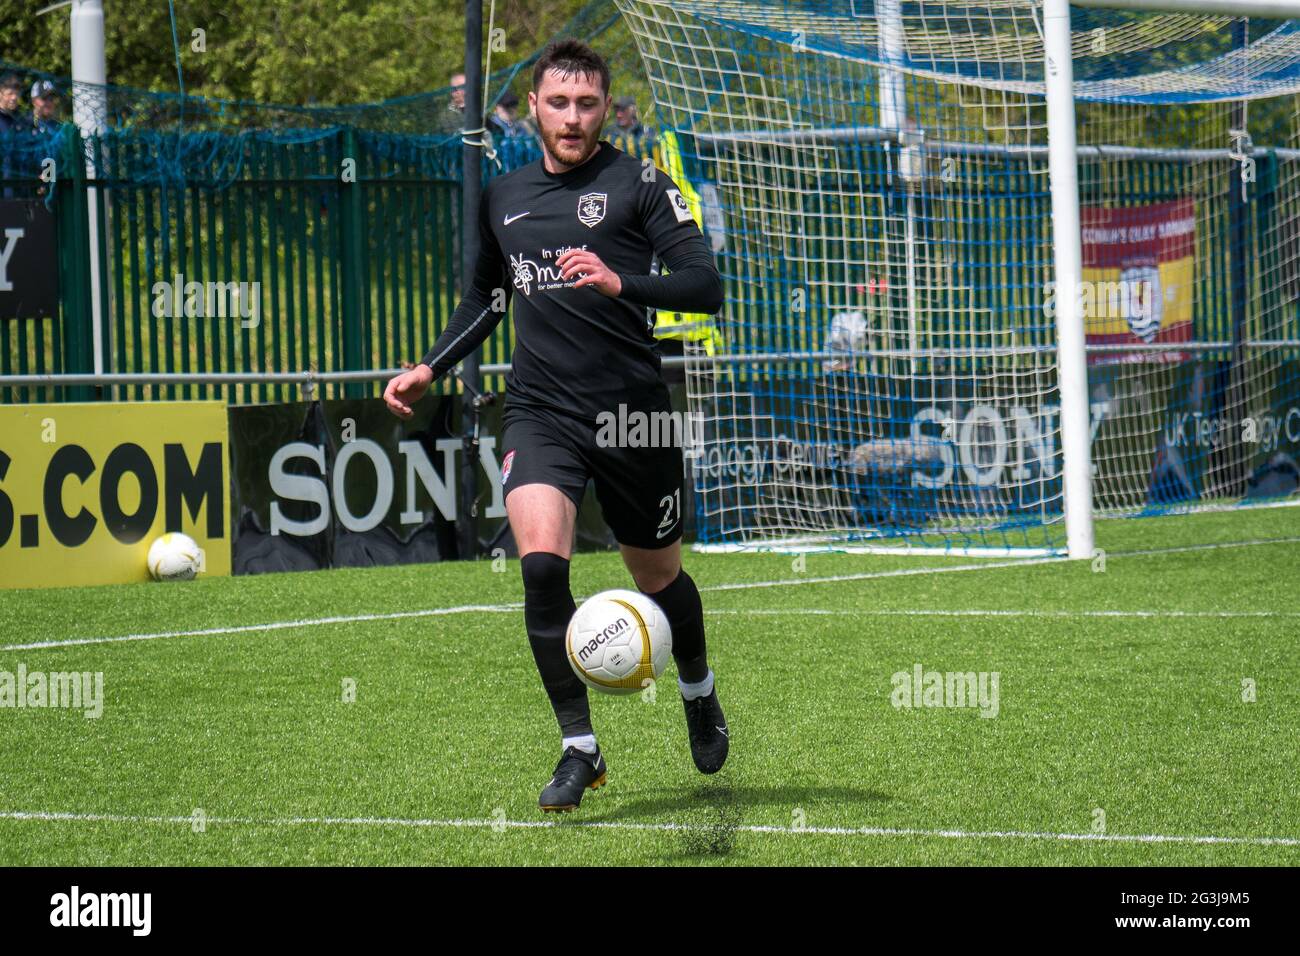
[0,0,594,106]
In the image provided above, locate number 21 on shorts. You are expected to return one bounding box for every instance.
[656,488,681,539]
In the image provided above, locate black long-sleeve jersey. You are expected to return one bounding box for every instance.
[420,141,723,422]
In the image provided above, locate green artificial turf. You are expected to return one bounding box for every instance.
[1,506,1298,865]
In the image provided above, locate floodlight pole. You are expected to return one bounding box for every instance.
[70,0,107,380]
[458,0,484,561]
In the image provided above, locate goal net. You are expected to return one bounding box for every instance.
[616,0,1300,555]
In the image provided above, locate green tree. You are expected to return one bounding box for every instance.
[0,0,593,107]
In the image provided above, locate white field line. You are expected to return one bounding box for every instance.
[1102,536,1300,559]
[3,535,1296,653]
[0,604,523,652]
[686,535,1300,593]
[6,604,1294,654]
[693,541,1060,558]
[710,608,1300,618]
[1,810,1297,848]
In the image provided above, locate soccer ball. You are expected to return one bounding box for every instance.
[147,532,203,582]
[566,590,672,695]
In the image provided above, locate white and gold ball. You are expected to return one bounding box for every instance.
[565,589,672,695]
[147,532,202,582]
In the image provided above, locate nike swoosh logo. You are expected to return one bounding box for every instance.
[716,726,728,737]
[503,212,530,225]
[655,521,679,540]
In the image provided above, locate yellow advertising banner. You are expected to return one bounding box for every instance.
[0,402,230,589]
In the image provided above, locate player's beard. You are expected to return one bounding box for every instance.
[541,120,600,170]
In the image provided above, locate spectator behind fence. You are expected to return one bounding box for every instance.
[0,73,24,199]
[487,89,535,141]
[487,89,540,170]
[602,94,655,162]
[30,80,62,134]
[603,95,646,139]
[0,73,24,133]
[439,71,466,136]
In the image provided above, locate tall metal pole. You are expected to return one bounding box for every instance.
[458,0,484,561]
[1043,0,1096,559]
[70,0,107,380]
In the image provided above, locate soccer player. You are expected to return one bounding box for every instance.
[384,39,728,812]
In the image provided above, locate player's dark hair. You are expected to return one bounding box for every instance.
[532,39,610,97]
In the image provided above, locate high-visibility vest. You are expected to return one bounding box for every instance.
[653,130,720,357]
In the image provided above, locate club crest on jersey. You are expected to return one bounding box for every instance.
[577,192,607,227]
[502,449,515,485]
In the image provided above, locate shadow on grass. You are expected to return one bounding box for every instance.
[592,781,891,822]
[563,778,892,861]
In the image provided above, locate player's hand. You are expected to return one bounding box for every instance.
[557,248,622,297]
[383,363,434,420]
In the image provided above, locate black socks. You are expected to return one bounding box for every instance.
[520,552,591,737]
[521,555,710,735]
[643,568,709,684]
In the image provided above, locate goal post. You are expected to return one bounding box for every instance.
[615,0,1300,557]
[1046,0,1300,558]
[1044,0,1095,559]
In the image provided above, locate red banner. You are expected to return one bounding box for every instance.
[1081,198,1195,365]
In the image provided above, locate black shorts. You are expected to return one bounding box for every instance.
[500,402,685,549]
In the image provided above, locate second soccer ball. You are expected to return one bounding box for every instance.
[147,532,203,582]
[565,590,672,695]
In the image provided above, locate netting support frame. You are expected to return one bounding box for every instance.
[1074,0,1300,15]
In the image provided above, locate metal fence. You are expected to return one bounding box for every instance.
[0,125,505,405]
